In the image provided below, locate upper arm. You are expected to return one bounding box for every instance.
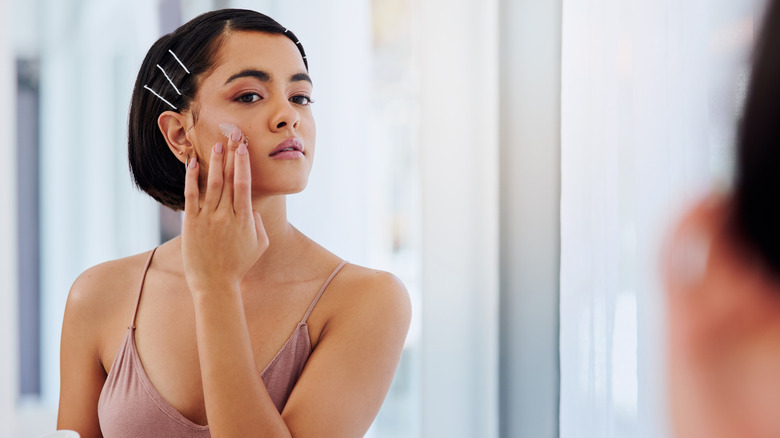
[57,263,131,438]
[281,269,412,437]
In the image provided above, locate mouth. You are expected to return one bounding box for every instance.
[269,138,305,157]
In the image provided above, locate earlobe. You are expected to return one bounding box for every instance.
[158,110,193,164]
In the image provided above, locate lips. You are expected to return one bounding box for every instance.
[269,138,304,157]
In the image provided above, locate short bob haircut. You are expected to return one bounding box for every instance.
[128,9,308,211]
[733,0,780,273]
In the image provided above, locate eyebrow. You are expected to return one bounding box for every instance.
[290,73,313,84]
[225,69,312,85]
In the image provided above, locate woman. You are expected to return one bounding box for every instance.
[665,1,780,436]
[57,9,411,438]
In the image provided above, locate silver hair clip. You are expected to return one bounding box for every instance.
[157,64,181,95]
[284,29,303,45]
[169,49,190,74]
[283,29,307,64]
[143,85,177,110]
[144,50,191,111]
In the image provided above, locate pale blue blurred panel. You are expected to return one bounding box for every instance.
[1,0,19,434]
[37,0,163,408]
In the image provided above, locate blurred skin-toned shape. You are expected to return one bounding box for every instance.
[665,195,780,438]
[664,1,780,435]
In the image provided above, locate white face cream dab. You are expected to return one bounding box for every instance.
[218,122,238,139]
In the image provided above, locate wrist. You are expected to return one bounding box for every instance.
[188,279,242,301]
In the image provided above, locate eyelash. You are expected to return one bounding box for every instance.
[236,92,261,103]
[291,94,314,106]
[234,92,314,106]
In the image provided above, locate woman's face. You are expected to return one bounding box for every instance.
[185,30,315,196]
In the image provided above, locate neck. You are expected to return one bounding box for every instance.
[168,195,306,283]
[251,195,291,242]
[242,195,307,281]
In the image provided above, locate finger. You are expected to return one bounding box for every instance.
[183,156,200,216]
[203,142,225,210]
[221,127,242,208]
[233,140,253,216]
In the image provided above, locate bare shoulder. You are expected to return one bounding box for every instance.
[64,251,156,356]
[320,263,412,333]
[337,264,408,294]
[340,264,410,312]
[67,251,152,316]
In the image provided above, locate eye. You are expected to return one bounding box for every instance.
[290,94,313,106]
[236,92,262,103]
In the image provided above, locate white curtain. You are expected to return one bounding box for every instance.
[559,1,760,437]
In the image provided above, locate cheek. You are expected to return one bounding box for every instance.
[189,107,235,154]
[302,114,316,152]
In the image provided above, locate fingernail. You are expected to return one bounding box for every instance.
[237,142,248,155]
[230,127,242,143]
[215,142,224,154]
[188,157,197,168]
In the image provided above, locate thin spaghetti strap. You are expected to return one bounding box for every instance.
[300,260,348,324]
[130,247,158,330]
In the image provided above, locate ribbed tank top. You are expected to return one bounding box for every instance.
[97,248,347,437]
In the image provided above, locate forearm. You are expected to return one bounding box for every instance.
[193,288,291,438]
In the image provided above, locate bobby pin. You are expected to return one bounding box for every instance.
[168,49,190,74]
[156,64,181,95]
[143,85,177,110]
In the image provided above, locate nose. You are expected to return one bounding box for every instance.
[270,99,300,132]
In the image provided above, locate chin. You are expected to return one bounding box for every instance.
[256,180,309,195]
[285,183,308,195]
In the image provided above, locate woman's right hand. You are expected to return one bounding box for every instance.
[180,127,269,296]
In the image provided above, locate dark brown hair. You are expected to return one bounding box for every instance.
[733,1,780,272]
[128,9,308,210]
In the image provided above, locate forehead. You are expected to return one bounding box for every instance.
[209,31,307,80]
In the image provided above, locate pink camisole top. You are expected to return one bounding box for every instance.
[97,248,348,437]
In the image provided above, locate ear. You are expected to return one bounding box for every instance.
[158,110,193,164]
